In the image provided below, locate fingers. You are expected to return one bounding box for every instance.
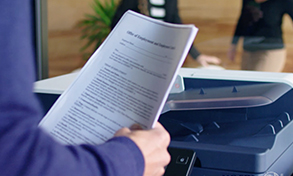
[149,165,167,176]
[152,122,171,145]
[152,122,165,130]
[130,123,143,130]
[160,146,171,167]
[197,54,222,67]
[203,55,221,64]
[113,122,171,176]
[114,127,131,137]
[114,123,143,137]
[196,56,209,67]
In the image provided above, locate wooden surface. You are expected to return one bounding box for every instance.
[47,0,293,78]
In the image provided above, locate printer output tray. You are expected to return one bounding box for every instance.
[160,82,293,175]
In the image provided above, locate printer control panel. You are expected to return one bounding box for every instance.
[164,147,196,176]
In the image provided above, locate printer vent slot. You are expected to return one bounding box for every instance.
[205,121,220,130]
[184,134,199,142]
[255,112,291,136]
[181,123,203,134]
[257,124,276,135]
[278,112,291,126]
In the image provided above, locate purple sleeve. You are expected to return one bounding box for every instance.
[0,1,144,176]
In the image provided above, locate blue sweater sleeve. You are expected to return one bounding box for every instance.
[0,1,144,176]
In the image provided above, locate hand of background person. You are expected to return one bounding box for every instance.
[115,122,171,176]
[196,54,221,67]
[227,44,237,62]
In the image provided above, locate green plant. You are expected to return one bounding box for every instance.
[78,0,118,59]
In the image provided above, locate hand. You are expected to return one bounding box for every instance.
[115,123,171,176]
[196,54,221,67]
[227,44,237,62]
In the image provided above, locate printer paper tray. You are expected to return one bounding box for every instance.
[165,83,291,111]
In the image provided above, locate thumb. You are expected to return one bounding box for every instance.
[114,127,131,137]
[130,124,143,130]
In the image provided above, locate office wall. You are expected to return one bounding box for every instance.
[47,0,293,77]
[47,0,91,77]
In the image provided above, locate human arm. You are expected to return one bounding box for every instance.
[229,0,246,61]
[227,44,238,62]
[189,46,221,67]
[196,54,222,67]
[229,25,241,62]
[284,0,293,23]
[1,1,170,176]
[115,123,171,176]
[229,0,265,61]
[165,0,221,66]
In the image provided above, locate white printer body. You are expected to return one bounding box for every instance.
[35,68,293,176]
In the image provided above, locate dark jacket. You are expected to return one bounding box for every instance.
[0,1,144,175]
[232,0,293,51]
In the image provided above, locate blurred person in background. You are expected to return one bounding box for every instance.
[228,0,293,72]
[111,0,221,67]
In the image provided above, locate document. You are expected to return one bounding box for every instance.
[39,10,198,145]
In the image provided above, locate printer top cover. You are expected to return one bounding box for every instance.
[159,69,293,174]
